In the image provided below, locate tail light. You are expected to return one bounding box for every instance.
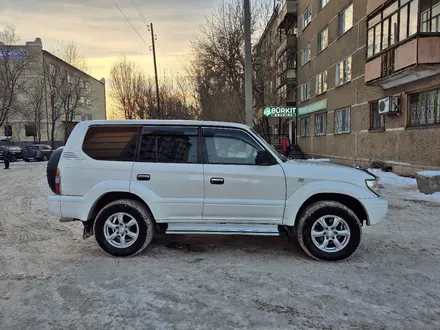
[55,168,61,195]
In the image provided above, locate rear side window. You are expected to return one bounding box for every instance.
[82,126,139,161]
[139,126,198,163]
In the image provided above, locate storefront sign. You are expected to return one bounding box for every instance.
[297,99,327,116]
[0,49,28,58]
[262,106,296,118]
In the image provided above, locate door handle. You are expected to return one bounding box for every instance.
[137,174,151,181]
[210,177,224,185]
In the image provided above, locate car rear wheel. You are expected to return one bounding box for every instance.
[94,199,155,257]
[296,201,362,261]
[47,147,64,193]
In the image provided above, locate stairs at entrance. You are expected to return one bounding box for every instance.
[273,144,306,160]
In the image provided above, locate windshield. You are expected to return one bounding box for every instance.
[250,128,288,162]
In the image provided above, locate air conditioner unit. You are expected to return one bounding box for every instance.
[378,96,400,115]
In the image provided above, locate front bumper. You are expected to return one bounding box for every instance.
[361,197,388,225]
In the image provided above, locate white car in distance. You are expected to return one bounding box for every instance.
[47,120,388,261]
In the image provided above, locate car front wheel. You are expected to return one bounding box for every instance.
[296,201,362,261]
[94,199,155,257]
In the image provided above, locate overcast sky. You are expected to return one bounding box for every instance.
[0,0,218,80]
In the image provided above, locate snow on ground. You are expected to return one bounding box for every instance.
[1,162,440,329]
[369,168,440,201]
[417,170,440,177]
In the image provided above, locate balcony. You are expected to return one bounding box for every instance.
[278,0,297,30]
[276,35,296,59]
[277,69,296,88]
[365,35,440,89]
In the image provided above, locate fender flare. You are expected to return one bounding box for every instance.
[283,180,373,227]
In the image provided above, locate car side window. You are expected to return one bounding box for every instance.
[138,126,198,163]
[82,126,140,161]
[202,127,262,165]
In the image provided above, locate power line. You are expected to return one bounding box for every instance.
[131,0,149,29]
[111,0,148,45]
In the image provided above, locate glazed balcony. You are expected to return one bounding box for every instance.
[365,0,440,89]
[276,34,296,59]
[278,0,297,31]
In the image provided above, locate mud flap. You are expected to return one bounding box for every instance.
[82,220,94,240]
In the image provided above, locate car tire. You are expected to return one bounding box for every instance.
[296,201,362,261]
[46,147,64,193]
[43,154,48,161]
[94,199,155,257]
[24,158,30,162]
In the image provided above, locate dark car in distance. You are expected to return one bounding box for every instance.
[0,145,24,162]
[23,144,53,162]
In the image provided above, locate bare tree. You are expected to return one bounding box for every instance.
[110,57,198,121]
[54,41,88,72]
[47,42,90,143]
[22,76,46,142]
[187,0,269,124]
[0,25,31,130]
[0,25,20,45]
[110,57,139,120]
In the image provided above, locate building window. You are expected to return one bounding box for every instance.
[336,56,352,86]
[315,112,327,136]
[316,71,328,95]
[410,88,440,126]
[302,4,312,31]
[335,107,351,134]
[299,82,311,102]
[370,101,385,130]
[300,117,309,137]
[25,124,37,137]
[86,99,92,108]
[85,82,91,92]
[4,124,12,137]
[319,0,329,10]
[301,43,311,65]
[421,0,440,32]
[367,0,419,58]
[338,4,353,36]
[317,27,328,53]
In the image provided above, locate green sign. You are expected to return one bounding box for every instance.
[297,99,327,116]
[263,106,296,118]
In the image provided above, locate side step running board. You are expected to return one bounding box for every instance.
[166,223,280,236]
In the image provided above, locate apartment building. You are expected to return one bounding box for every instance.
[296,0,440,175]
[1,38,106,146]
[255,0,298,143]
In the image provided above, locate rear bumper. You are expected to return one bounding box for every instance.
[361,197,388,225]
[47,195,91,221]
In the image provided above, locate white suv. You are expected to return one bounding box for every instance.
[47,120,388,261]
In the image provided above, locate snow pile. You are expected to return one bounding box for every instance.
[416,170,440,178]
[368,168,440,201]
[368,168,416,186]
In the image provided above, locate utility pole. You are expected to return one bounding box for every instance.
[244,0,253,127]
[149,23,161,119]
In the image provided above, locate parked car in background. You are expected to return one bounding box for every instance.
[23,144,53,162]
[0,145,24,162]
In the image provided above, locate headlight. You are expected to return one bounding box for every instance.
[366,179,380,196]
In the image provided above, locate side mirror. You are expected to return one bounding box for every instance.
[256,150,275,166]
